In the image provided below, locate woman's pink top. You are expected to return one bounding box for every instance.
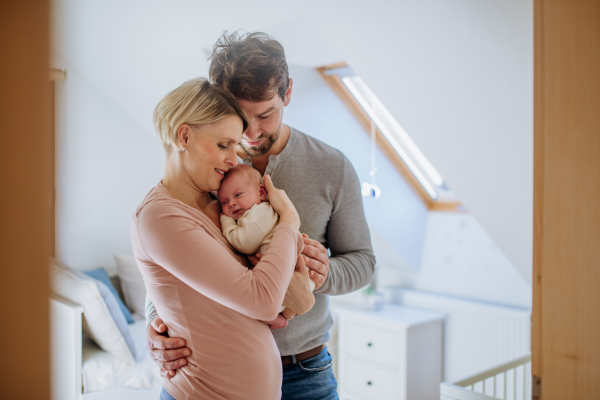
[131,183,303,400]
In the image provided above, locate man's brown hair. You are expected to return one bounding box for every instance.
[209,31,290,102]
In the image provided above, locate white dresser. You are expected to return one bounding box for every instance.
[336,304,445,400]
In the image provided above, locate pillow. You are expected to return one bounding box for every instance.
[50,259,137,364]
[84,268,134,324]
[114,254,146,318]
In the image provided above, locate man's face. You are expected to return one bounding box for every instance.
[236,81,292,157]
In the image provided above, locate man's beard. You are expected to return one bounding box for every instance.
[239,125,281,157]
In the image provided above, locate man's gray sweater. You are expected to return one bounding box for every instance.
[146,127,376,355]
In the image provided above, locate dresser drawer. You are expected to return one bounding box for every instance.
[345,357,400,400]
[346,322,402,368]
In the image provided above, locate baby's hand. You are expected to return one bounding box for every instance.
[259,314,289,329]
[281,308,297,320]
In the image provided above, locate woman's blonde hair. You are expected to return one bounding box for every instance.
[153,77,249,152]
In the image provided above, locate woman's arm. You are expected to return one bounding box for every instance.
[250,252,315,318]
[135,201,303,321]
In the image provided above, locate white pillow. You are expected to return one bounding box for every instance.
[50,259,136,364]
[114,254,146,318]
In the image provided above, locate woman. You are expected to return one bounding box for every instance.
[131,78,315,399]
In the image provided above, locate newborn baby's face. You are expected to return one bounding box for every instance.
[218,169,265,220]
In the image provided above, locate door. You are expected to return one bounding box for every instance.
[532,1,600,399]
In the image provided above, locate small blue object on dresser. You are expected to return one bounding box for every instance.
[84,268,135,324]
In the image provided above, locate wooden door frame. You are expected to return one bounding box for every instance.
[0,1,52,398]
[532,1,600,398]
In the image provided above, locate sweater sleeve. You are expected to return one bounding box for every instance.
[145,293,158,331]
[220,203,279,254]
[135,201,303,320]
[314,156,376,296]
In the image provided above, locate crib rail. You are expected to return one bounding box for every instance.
[440,354,531,400]
[51,295,84,400]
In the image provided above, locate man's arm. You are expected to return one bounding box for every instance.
[145,294,191,378]
[145,293,158,331]
[312,156,376,296]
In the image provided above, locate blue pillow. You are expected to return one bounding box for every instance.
[84,268,135,324]
[70,268,137,363]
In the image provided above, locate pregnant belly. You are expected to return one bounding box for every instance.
[166,327,283,400]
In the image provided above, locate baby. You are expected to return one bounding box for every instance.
[217,164,315,318]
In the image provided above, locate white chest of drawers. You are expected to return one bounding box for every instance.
[336,304,445,400]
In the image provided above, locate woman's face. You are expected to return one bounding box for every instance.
[183,115,243,193]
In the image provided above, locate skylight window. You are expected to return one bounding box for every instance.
[319,64,459,209]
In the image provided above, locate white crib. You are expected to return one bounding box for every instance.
[440,354,531,400]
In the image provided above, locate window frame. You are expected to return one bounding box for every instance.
[316,62,463,212]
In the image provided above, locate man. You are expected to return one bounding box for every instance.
[146,31,375,400]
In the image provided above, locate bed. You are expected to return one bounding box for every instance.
[51,295,161,400]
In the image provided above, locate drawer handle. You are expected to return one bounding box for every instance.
[367,381,373,386]
[367,342,373,347]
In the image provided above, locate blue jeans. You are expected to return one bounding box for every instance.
[159,387,176,400]
[282,346,338,400]
[160,347,338,400]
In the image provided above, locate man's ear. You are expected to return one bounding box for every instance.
[259,184,267,201]
[177,124,191,151]
[283,78,293,107]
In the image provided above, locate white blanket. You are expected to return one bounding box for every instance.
[82,318,161,393]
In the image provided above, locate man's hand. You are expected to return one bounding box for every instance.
[147,317,191,379]
[301,233,330,290]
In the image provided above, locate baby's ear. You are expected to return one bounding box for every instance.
[259,184,267,201]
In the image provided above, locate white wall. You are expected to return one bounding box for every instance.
[415,213,531,308]
[366,213,531,309]
[53,50,165,269]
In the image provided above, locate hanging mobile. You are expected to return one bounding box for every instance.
[361,92,381,198]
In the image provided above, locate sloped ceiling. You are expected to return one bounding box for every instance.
[53,0,533,283]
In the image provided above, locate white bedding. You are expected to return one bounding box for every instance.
[82,318,162,393]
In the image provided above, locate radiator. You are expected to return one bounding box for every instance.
[391,289,531,382]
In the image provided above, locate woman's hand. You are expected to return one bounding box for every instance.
[281,255,315,316]
[263,174,300,230]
